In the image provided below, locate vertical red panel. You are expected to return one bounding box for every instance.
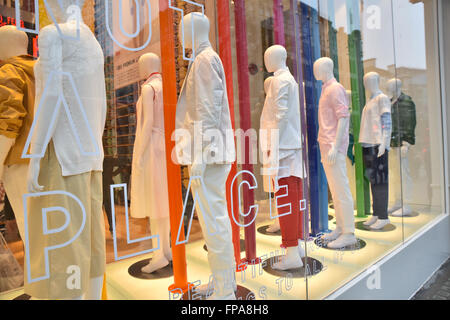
[273,0,286,46]
[217,0,244,271]
[233,0,258,264]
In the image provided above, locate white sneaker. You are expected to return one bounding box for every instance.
[370,219,390,230]
[207,292,236,300]
[321,228,342,241]
[391,206,412,217]
[327,234,357,249]
[388,203,402,214]
[273,247,303,270]
[363,216,378,226]
[266,221,280,233]
[141,256,169,273]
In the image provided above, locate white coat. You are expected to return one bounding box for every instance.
[130,73,170,219]
[175,42,235,165]
[260,67,304,191]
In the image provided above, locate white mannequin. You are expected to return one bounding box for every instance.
[263,45,305,270]
[26,2,104,300]
[387,78,413,216]
[0,25,29,240]
[176,13,236,300]
[313,57,356,248]
[361,72,391,230]
[132,53,172,273]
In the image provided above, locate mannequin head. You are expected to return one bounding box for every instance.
[264,45,287,73]
[0,26,29,60]
[138,53,161,79]
[387,78,402,100]
[313,57,334,82]
[180,12,210,51]
[45,0,84,23]
[363,72,381,96]
[264,76,273,95]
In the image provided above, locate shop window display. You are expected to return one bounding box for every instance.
[0,0,447,301]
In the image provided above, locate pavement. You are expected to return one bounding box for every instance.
[412,258,450,300]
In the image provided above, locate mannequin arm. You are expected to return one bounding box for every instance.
[378,112,392,157]
[136,85,154,167]
[327,117,349,165]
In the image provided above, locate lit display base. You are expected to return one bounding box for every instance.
[262,256,323,278]
[314,237,366,251]
[355,221,396,232]
[181,285,254,300]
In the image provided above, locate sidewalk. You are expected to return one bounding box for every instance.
[412,258,450,300]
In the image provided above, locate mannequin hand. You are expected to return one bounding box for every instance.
[190,161,206,189]
[327,144,338,165]
[377,143,386,158]
[27,158,44,193]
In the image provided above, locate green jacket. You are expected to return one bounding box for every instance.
[390,92,416,148]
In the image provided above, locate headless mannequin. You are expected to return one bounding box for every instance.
[361,72,391,230]
[387,78,413,216]
[132,53,172,273]
[27,3,103,300]
[177,13,236,300]
[0,26,29,240]
[263,45,305,270]
[313,57,356,248]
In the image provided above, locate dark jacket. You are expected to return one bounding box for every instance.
[390,92,416,147]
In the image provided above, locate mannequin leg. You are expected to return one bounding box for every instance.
[141,217,170,273]
[3,164,28,240]
[190,164,236,299]
[368,148,390,230]
[388,147,402,213]
[322,153,357,248]
[273,176,303,270]
[392,149,413,216]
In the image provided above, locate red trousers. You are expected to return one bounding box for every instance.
[276,176,304,247]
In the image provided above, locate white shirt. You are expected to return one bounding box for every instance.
[30,22,106,176]
[359,92,391,146]
[175,42,235,165]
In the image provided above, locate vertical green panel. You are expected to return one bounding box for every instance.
[346,0,370,217]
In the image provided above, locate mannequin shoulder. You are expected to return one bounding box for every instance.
[142,84,155,99]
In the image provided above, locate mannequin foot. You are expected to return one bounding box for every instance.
[363,216,378,226]
[321,228,341,242]
[370,219,390,230]
[327,234,357,249]
[388,203,402,214]
[273,247,303,270]
[391,206,412,217]
[266,221,280,233]
[141,256,169,273]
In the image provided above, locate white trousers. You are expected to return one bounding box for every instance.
[322,153,355,234]
[3,163,28,240]
[189,164,235,297]
[389,147,413,205]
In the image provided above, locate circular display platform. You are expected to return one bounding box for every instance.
[181,285,254,300]
[389,211,420,218]
[355,221,396,232]
[257,225,281,236]
[13,294,31,300]
[328,214,334,221]
[314,237,366,251]
[204,239,246,252]
[262,256,323,278]
[128,258,174,280]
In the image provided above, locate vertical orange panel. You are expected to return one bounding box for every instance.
[158,0,189,292]
[217,0,244,271]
